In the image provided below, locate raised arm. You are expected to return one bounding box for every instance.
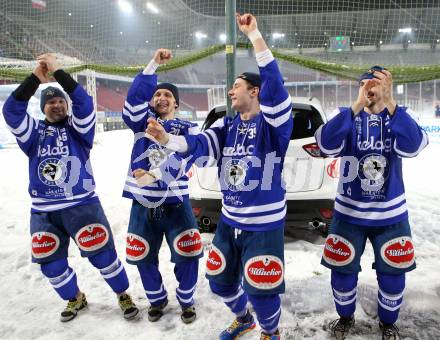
[1,63,49,155]
[315,79,376,157]
[123,49,171,133]
[237,13,293,153]
[38,54,95,148]
[373,69,428,157]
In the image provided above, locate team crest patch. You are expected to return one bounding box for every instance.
[75,224,109,251]
[244,255,284,290]
[38,158,68,186]
[381,236,415,269]
[223,159,248,192]
[146,144,167,168]
[205,245,226,275]
[323,234,355,266]
[126,233,149,261]
[358,154,389,190]
[173,229,203,257]
[31,232,60,258]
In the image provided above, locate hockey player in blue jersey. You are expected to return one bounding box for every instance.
[143,13,293,340]
[2,54,138,322]
[315,66,428,340]
[122,49,203,324]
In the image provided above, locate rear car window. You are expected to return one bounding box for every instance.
[291,107,324,140]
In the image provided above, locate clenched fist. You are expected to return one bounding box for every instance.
[153,49,172,65]
[236,13,258,35]
[145,117,169,145]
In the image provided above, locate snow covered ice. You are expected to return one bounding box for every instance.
[0,129,439,339]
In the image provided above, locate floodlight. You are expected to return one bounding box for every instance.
[118,0,133,14]
[272,32,285,39]
[195,32,207,39]
[146,2,159,14]
[398,27,412,33]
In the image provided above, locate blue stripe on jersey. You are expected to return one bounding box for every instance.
[31,194,99,213]
[335,194,407,212]
[32,191,97,206]
[223,205,286,218]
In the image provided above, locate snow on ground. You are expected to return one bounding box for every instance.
[0,129,439,340]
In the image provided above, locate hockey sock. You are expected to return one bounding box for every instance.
[88,248,129,294]
[377,272,405,324]
[209,281,248,316]
[237,309,252,323]
[248,294,281,334]
[331,270,358,318]
[137,262,168,306]
[174,259,199,308]
[40,258,79,300]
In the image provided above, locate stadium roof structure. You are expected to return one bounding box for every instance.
[2,0,440,59]
[1,0,439,83]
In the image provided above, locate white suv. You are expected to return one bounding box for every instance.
[188,97,338,236]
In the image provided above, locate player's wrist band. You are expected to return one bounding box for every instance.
[142,60,160,75]
[256,49,274,67]
[248,29,262,43]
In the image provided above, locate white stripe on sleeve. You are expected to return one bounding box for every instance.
[393,130,428,158]
[260,97,292,115]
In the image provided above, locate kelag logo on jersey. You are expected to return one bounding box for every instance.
[380,237,415,269]
[38,145,69,157]
[357,136,392,152]
[31,232,60,258]
[126,233,149,261]
[223,159,248,191]
[38,158,68,186]
[223,144,254,156]
[75,224,109,251]
[358,153,389,191]
[244,255,284,289]
[173,229,203,257]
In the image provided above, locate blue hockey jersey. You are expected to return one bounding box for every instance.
[175,52,293,231]
[2,81,99,213]
[315,106,428,226]
[122,72,199,206]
